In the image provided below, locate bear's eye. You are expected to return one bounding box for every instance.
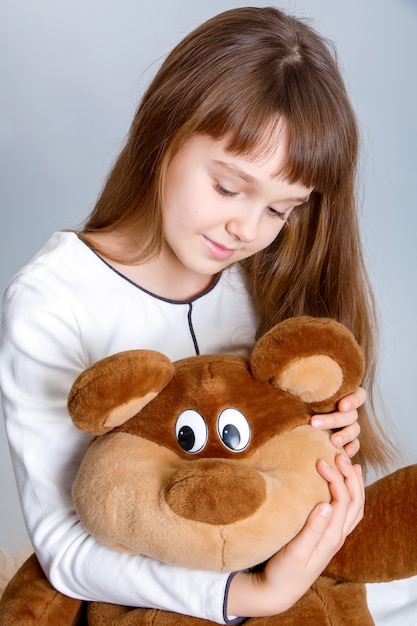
[217,408,251,452]
[175,410,208,454]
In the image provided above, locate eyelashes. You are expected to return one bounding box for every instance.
[215,182,236,197]
[267,208,287,220]
[214,182,292,221]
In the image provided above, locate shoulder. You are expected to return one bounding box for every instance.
[1,232,105,348]
[4,231,85,287]
[3,231,106,308]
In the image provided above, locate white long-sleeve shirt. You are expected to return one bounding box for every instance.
[0,231,259,624]
[2,231,416,625]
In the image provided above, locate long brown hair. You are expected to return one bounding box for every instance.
[82,7,396,472]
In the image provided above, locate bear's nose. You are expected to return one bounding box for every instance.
[164,458,266,524]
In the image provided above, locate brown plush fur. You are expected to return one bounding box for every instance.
[0,553,84,625]
[1,317,416,625]
[0,545,32,598]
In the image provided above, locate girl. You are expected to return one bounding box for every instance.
[0,6,395,623]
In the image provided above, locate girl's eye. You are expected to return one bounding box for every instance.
[215,183,236,198]
[268,207,287,221]
[214,181,291,221]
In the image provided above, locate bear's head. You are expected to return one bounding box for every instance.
[68,316,364,572]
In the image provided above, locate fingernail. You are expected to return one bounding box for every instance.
[317,504,332,518]
[320,459,330,467]
[338,453,351,465]
[311,417,324,428]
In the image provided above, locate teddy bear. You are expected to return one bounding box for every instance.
[1,316,416,626]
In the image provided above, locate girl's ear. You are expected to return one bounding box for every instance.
[250,316,365,413]
[68,350,174,435]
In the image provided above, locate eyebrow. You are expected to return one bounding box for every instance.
[212,160,258,185]
[212,160,311,204]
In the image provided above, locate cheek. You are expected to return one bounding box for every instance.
[164,181,211,227]
[254,221,286,252]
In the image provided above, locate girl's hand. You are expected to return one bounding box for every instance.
[227,454,364,618]
[310,387,366,458]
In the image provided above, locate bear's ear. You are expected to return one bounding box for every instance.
[68,350,174,435]
[250,317,365,413]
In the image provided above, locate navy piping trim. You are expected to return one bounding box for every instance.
[223,572,248,624]
[78,236,222,305]
[187,303,200,355]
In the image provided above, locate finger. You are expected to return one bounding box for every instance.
[311,409,359,431]
[316,458,362,543]
[333,455,365,534]
[286,459,362,575]
[337,387,366,412]
[342,438,361,459]
[287,502,333,561]
[336,456,364,501]
[330,421,360,449]
[316,458,350,500]
[355,463,366,499]
[316,458,350,514]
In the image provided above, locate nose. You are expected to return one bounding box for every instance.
[164,458,266,524]
[225,210,261,243]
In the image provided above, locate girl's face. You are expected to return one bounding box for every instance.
[162,132,312,283]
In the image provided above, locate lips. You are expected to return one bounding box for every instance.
[202,236,236,261]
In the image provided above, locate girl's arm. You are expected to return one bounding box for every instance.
[0,275,232,625]
[227,454,364,617]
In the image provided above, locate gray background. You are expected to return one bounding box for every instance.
[1,0,416,550]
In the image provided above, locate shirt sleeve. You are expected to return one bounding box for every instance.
[0,272,232,624]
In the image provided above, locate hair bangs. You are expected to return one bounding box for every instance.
[278,65,359,194]
[282,113,358,194]
[185,67,358,195]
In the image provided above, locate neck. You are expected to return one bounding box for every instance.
[84,231,218,301]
